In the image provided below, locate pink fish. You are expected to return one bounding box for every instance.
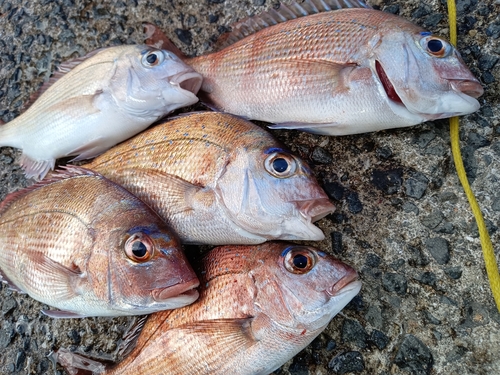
[146,0,483,136]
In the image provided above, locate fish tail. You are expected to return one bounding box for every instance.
[0,119,19,148]
[50,348,107,375]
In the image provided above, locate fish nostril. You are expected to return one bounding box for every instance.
[452,80,484,98]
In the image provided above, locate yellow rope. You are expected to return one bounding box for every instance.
[447,0,500,311]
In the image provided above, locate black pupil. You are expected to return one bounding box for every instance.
[131,241,148,258]
[146,53,158,64]
[427,39,443,53]
[273,158,289,173]
[293,254,309,269]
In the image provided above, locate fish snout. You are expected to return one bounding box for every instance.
[450,79,484,99]
[152,277,200,301]
[294,198,335,223]
[328,266,359,296]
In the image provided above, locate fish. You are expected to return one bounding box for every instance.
[0,44,203,180]
[0,166,199,318]
[54,242,362,375]
[83,111,335,245]
[145,0,483,136]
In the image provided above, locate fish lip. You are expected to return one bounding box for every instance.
[169,71,203,95]
[375,60,404,105]
[152,277,200,301]
[293,198,335,223]
[450,80,484,99]
[327,268,360,297]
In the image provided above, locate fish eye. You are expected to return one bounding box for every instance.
[264,152,297,178]
[283,247,317,274]
[420,36,450,58]
[125,233,154,262]
[141,50,165,68]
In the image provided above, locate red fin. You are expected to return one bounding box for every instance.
[143,23,186,59]
[214,0,372,50]
[20,48,107,113]
[116,315,150,358]
[0,166,101,217]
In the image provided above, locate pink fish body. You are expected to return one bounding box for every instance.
[154,0,483,135]
[55,242,361,374]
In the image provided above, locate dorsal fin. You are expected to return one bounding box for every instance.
[144,23,187,59]
[21,48,107,112]
[213,0,372,50]
[0,166,100,218]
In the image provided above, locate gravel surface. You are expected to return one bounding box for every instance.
[0,0,499,374]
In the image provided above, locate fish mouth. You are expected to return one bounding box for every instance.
[152,277,200,301]
[375,60,403,105]
[294,198,335,223]
[169,71,203,95]
[328,267,360,296]
[450,80,484,99]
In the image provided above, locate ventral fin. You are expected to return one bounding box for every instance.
[0,268,25,294]
[143,23,187,59]
[21,48,107,112]
[41,310,88,319]
[213,0,372,50]
[67,136,106,162]
[52,348,107,375]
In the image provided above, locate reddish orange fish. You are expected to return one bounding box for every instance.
[55,242,361,374]
[0,167,199,318]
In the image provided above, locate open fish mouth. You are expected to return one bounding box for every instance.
[152,277,200,301]
[294,198,335,223]
[375,60,404,105]
[169,71,203,95]
[328,267,360,296]
[450,80,484,99]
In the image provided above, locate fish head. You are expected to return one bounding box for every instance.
[372,22,483,122]
[250,243,361,332]
[216,143,334,241]
[90,216,199,315]
[111,45,202,117]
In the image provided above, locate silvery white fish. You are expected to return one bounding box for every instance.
[146,0,483,136]
[0,45,202,179]
[55,242,361,374]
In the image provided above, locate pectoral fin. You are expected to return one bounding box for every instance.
[169,318,257,355]
[35,253,84,301]
[132,169,210,215]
